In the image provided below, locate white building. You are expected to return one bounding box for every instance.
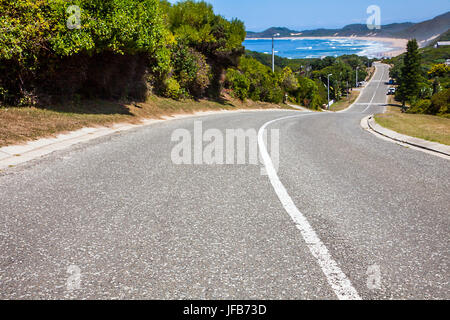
[434,41,450,48]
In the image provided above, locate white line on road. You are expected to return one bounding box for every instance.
[257,113,362,300]
[338,62,383,114]
[354,103,385,106]
[362,67,386,113]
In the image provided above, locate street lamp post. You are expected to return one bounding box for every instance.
[356,66,359,87]
[272,33,280,73]
[327,74,332,110]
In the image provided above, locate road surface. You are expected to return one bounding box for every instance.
[0,63,448,299]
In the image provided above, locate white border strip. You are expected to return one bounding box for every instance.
[258,113,361,300]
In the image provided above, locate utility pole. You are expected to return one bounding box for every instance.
[272,33,280,73]
[327,74,332,110]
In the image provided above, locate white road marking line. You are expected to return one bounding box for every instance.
[339,62,382,114]
[362,67,386,113]
[354,103,385,106]
[257,113,362,300]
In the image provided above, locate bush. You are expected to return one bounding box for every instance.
[295,77,323,110]
[279,67,299,93]
[171,44,211,98]
[428,64,450,78]
[225,69,249,100]
[163,0,245,96]
[407,99,432,114]
[239,57,284,103]
[430,88,450,115]
[0,0,170,104]
[408,89,450,115]
[163,78,183,100]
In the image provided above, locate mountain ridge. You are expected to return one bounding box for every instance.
[246,11,450,46]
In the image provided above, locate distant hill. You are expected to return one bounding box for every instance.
[246,11,450,46]
[246,27,302,38]
[396,12,450,46]
[429,28,450,46]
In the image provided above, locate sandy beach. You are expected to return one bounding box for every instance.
[246,36,409,57]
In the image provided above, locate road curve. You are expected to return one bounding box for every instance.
[0,63,448,299]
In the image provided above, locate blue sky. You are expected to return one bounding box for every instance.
[168,0,450,31]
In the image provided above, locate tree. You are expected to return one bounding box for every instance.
[279,67,299,93]
[295,77,322,110]
[225,57,283,103]
[396,39,422,106]
[428,64,450,78]
[163,0,246,96]
[0,0,171,103]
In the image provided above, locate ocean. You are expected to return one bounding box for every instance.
[243,38,393,59]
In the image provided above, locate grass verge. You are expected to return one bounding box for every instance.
[0,95,286,147]
[374,98,450,146]
[329,90,360,112]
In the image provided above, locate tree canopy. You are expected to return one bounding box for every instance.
[396,39,422,105]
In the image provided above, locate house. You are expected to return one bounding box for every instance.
[434,41,450,48]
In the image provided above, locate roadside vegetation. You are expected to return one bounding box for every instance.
[0,0,378,147]
[376,40,450,145]
[0,0,247,104]
[0,0,374,108]
[0,96,282,147]
[375,102,450,145]
[0,0,276,146]
[238,51,374,109]
[329,90,360,112]
[386,40,450,117]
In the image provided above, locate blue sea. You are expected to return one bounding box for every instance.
[243,38,392,59]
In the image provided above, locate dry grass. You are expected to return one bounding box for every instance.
[0,95,285,147]
[330,90,360,112]
[375,99,450,146]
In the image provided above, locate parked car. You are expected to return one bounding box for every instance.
[388,79,395,85]
[387,87,396,95]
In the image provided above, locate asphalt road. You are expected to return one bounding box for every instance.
[0,63,448,299]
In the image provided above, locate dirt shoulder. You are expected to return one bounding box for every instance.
[0,96,288,147]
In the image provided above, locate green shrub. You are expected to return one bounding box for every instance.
[279,67,299,93]
[407,99,432,114]
[225,69,250,100]
[163,0,245,96]
[163,78,183,100]
[238,57,283,103]
[172,44,211,98]
[295,77,323,110]
[0,0,170,104]
[430,88,450,115]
